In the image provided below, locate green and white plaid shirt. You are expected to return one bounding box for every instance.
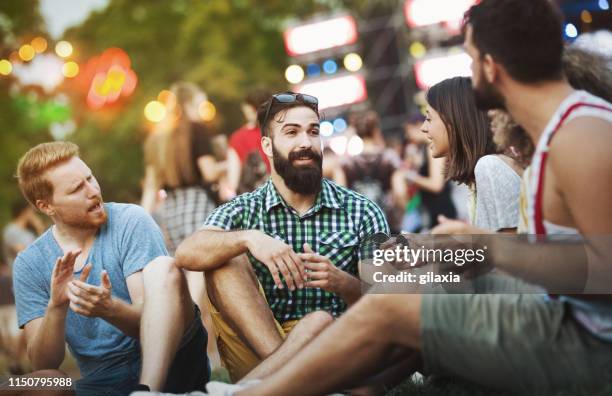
[203,178,389,322]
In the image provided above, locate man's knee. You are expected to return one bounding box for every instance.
[143,256,184,292]
[206,254,255,291]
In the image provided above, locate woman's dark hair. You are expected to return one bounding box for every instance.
[464,0,564,83]
[426,77,497,186]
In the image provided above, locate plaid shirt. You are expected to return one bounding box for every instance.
[203,178,389,322]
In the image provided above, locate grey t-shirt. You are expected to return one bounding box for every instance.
[469,155,522,231]
[13,203,167,377]
[2,223,37,268]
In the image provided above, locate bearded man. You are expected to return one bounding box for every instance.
[174,92,389,382]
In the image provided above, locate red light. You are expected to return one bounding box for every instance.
[284,16,358,56]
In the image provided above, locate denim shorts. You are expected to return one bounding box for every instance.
[76,304,210,396]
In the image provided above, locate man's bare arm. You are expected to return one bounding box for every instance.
[490,118,612,296]
[175,227,252,271]
[176,227,306,290]
[23,306,67,370]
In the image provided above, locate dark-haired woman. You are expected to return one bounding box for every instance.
[420,76,522,232]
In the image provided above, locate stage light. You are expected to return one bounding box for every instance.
[55,41,73,58]
[19,45,36,61]
[333,118,347,132]
[284,15,358,56]
[296,74,367,110]
[306,63,321,77]
[405,0,477,27]
[199,100,216,122]
[409,42,427,58]
[599,0,609,10]
[320,121,334,137]
[62,61,79,78]
[144,101,166,122]
[31,37,48,53]
[565,23,578,38]
[285,65,305,84]
[343,53,363,72]
[0,60,12,75]
[414,52,472,89]
[322,59,338,75]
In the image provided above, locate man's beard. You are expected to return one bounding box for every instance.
[473,69,506,111]
[272,144,323,195]
[58,201,108,230]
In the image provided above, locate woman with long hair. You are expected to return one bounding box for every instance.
[420,76,523,231]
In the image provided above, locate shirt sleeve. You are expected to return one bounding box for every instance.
[119,205,169,278]
[358,199,390,262]
[474,155,521,231]
[202,198,244,230]
[12,255,49,329]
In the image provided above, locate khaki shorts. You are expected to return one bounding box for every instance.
[421,274,612,392]
[207,284,299,382]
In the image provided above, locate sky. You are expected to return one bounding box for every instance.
[39,0,109,39]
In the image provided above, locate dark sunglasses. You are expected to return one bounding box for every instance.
[261,93,319,135]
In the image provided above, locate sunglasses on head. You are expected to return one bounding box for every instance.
[261,93,319,135]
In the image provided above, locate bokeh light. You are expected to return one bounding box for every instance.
[198,100,216,122]
[322,59,338,75]
[144,100,167,122]
[55,41,73,58]
[306,63,321,77]
[580,10,592,23]
[62,61,79,78]
[0,60,12,76]
[565,23,578,38]
[285,65,305,84]
[333,118,347,132]
[409,42,427,58]
[31,37,48,53]
[347,135,364,156]
[343,53,362,72]
[320,121,334,137]
[19,45,36,61]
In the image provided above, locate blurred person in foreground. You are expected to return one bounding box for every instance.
[187,0,611,394]
[10,142,209,395]
[341,110,403,233]
[226,88,271,197]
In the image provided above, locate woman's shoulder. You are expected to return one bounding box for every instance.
[475,154,521,178]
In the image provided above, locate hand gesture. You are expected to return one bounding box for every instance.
[49,250,82,308]
[67,269,114,318]
[299,243,354,294]
[248,231,305,291]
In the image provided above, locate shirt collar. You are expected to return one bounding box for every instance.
[263,179,342,213]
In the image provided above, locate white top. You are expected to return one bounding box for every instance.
[468,155,521,231]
